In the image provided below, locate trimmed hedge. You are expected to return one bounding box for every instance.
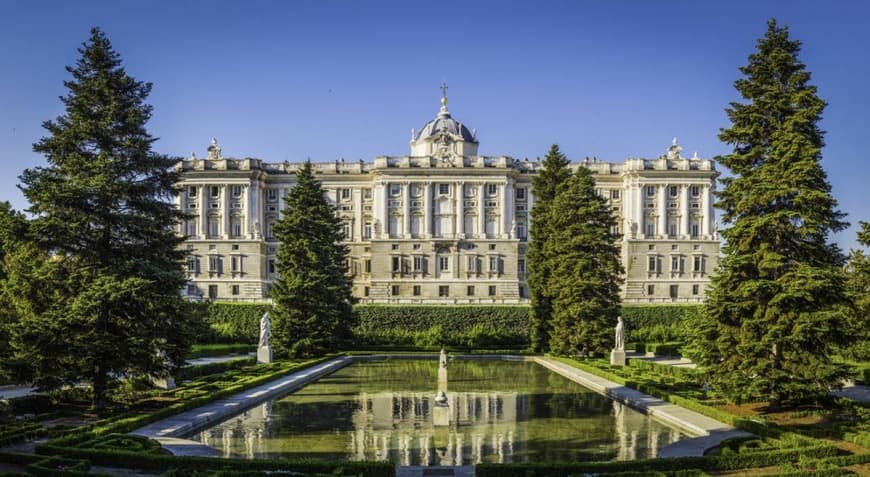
[186,344,255,360]
[621,305,702,344]
[201,302,272,343]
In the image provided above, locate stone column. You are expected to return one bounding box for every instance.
[657,184,666,238]
[241,184,249,241]
[502,181,513,238]
[477,182,486,238]
[222,185,231,238]
[374,182,386,238]
[423,182,432,238]
[634,183,643,238]
[456,182,465,238]
[403,182,411,238]
[278,188,287,219]
[702,184,711,239]
[198,185,207,239]
[680,184,689,238]
[353,188,363,242]
[527,187,535,227]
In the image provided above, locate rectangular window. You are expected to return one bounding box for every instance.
[517,223,526,240]
[518,259,526,274]
[439,285,449,297]
[413,285,421,296]
[392,256,401,272]
[467,285,475,296]
[209,255,223,275]
[691,223,699,237]
[669,185,678,198]
[647,284,655,296]
[364,286,370,297]
[340,188,351,200]
[365,259,371,273]
[611,189,621,200]
[693,255,705,273]
[648,255,658,272]
[439,183,450,195]
[467,255,477,272]
[186,220,197,237]
[516,188,526,200]
[488,285,497,296]
[692,284,700,295]
[232,185,242,198]
[439,256,449,271]
[231,256,240,273]
[231,285,239,295]
[187,186,197,198]
[646,185,655,197]
[364,222,372,239]
[671,256,680,272]
[208,285,218,299]
[266,189,278,202]
[342,222,351,240]
[208,218,220,237]
[487,184,498,196]
[391,285,400,296]
[231,219,242,238]
[489,256,498,272]
[210,186,219,198]
[363,188,372,200]
[268,259,276,274]
[413,256,423,272]
[670,285,679,298]
[646,222,655,236]
[668,223,677,236]
[390,184,401,196]
[691,185,700,197]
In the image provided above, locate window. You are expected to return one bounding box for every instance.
[439,285,449,297]
[231,218,242,238]
[489,285,497,296]
[692,284,700,295]
[209,186,219,198]
[489,256,502,273]
[671,255,684,273]
[489,244,496,251]
[611,189,621,200]
[391,285,400,296]
[340,188,351,200]
[646,222,655,236]
[363,188,372,200]
[186,220,197,237]
[231,256,241,273]
[647,284,655,296]
[266,221,275,240]
[390,184,401,196]
[516,188,526,200]
[487,184,498,196]
[518,259,526,274]
[232,185,242,198]
[391,243,399,250]
[209,255,223,275]
[392,256,401,273]
[467,255,477,272]
[519,285,527,299]
[342,222,351,240]
[691,185,700,197]
[186,256,200,274]
[467,285,475,296]
[648,255,659,273]
[232,244,239,251]
[208,218,220,237]
[364,259,371,273]
[646,185,655,197]
[413,256,423,272]
[186,284,198,296]
[208,285,218,299]
[668,222,677,237]
[669,185,678,198]
[231,285,239,296]
[364,286,370,297]
[187,186,197,198]
[363,222,372,239]
[693,255,705,273]
[413,285,421,296]
[670,285,679,298]
[517,223,526,240]
[691,223,700,237]
[439,256,450,271]
[439,183,450,195]
[267,259,276,274]
[413,243,421,250]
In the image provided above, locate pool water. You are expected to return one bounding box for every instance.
[191,359,684,465]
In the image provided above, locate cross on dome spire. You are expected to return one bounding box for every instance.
[440,82,448,106]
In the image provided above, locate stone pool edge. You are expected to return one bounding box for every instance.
[131,353,751,458]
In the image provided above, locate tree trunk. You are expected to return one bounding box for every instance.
[92,364,106,412]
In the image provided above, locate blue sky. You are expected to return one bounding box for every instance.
[1,1,868,250]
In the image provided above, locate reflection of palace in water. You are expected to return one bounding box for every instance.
[195,390,683,465]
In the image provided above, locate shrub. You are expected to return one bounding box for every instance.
[621,305,702,344]
[186,344,255,360]
[201,302,272,344]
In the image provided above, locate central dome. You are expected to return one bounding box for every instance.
[413,95,477,144]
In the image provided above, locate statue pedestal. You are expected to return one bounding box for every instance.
[438,367,448,390]
[257,346,273,364]
[152,376,176,390]
[433,402,450,426]
[610,349,626,367]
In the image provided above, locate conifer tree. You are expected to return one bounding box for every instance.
[547,168,623,356]
[271,161,356,358]
[11,28,196,410]
[527,144,572,352]
[844,222,870,362]
[700,20,853,408]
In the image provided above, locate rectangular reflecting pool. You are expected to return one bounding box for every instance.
[190,358,684,465]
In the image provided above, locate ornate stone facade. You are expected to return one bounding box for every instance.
[175,94,719,304]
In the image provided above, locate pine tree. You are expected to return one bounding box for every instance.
[11,28,196,410]
[271,161,356,358]
[843,222,870,362]
[700,20,852,408]
[547,168,623,356]
[527,144,572,352]
[0,203,28,382]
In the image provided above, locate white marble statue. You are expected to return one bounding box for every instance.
[439,348,448,369]
[259,312,271,348]
[615,316,625,351]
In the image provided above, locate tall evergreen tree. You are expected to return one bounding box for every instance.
[0,203,28,382]
[527,144,572,352]
[547,168,623,356]
[843,222,870,362]
[699,20,852,408]
[11,28,196,409]
[271,161,356,358]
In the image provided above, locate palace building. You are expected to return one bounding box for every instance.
[175,91,719,304]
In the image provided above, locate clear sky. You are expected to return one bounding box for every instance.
[1,0,868,250]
